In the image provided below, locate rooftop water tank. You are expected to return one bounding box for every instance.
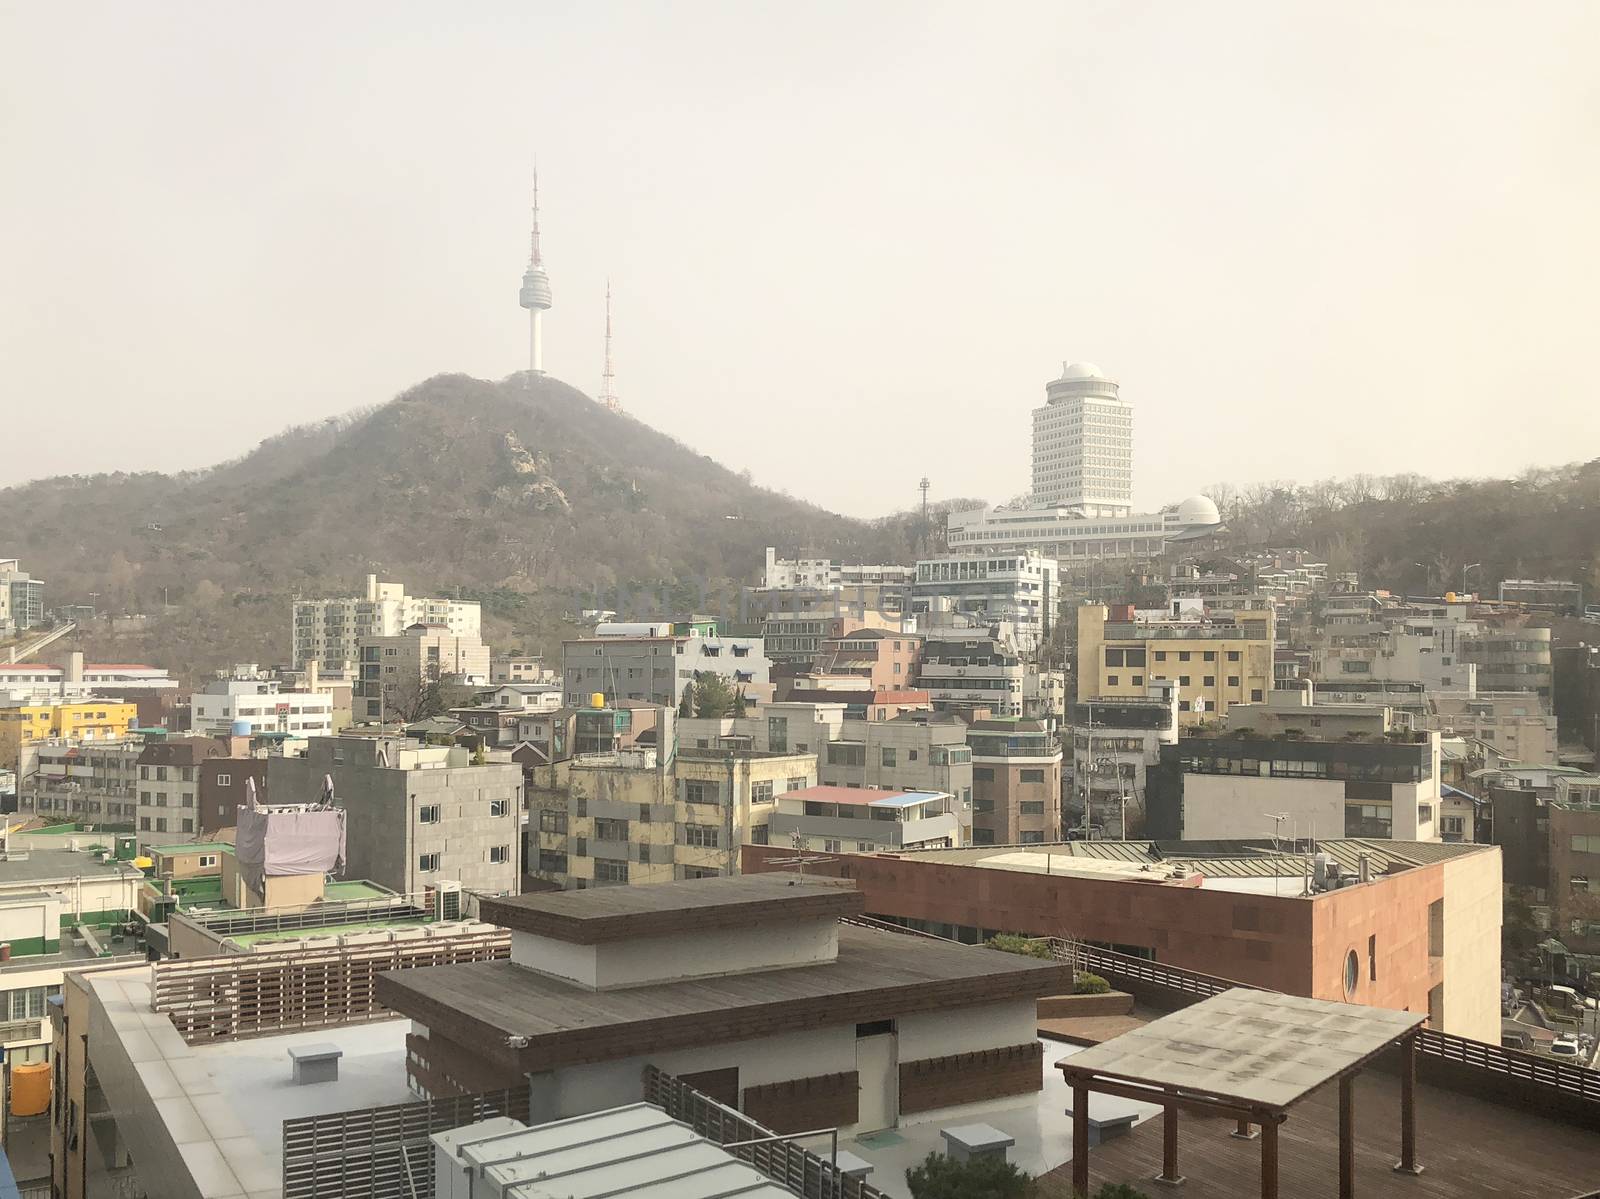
[231,719,252,737]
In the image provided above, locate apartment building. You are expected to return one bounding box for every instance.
[355,622,492,722]
[1068,679,1178,837]
[1423,691,1558,763]
[0,700,137,769]
[1146,729,1443,843]
[812,627,921,689]
[189,675,334,738]
[14,740,143,825]
[268,736,521,895]
[673,746,817,875]
[0,558,45,633]
[912,552,1057,651]
[136,737,241,841]
[761,548,916,592]
[1076,602,1273,724]
[1549,775,1600,957]
[293,573,481,674]
[815,710,974,801]
[768,785,962,852]
[562,628,769,710]
[1461,625,1553,695]
[917,628,1027,717]
[967,717,1062,845]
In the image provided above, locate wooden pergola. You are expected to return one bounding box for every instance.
[1058,989,1426,1199]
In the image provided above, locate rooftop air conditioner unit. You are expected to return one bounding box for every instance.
[429,881,464,922]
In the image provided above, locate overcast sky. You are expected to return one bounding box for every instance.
[3,2,1596,519]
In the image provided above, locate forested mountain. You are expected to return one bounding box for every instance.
[1204,461,1600,596]
[0,374,911,676]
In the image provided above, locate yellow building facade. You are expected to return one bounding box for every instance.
[0,701,137,768]
[1075,604,1273,724]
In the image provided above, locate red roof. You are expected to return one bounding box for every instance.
[780,784,922,807]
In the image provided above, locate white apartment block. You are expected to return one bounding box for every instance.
[292,574,481,674]
[763,548,914,591]
[911,552,1057,652]
[190,677,335,737]
[1030,361,1132,516]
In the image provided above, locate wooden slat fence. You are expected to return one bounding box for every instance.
[151,929,510,1043]
[643,1065,890,1199]
[281,1087,528,1199]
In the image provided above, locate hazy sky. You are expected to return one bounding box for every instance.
[3,2,1596,519]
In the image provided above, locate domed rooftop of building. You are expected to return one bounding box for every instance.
[1174,494,1222,527]
[1059,361,1106,380]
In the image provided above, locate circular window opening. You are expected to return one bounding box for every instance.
[1343,949,1360,996]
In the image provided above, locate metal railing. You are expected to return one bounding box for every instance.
[643,1066,889,1199]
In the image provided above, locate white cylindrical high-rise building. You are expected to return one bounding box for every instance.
[1030,362,1132,517]
[517,170,552,375]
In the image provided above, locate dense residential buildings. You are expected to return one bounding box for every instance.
[355,620,492,722]
[967,716,1062,845]
[1029,361,1132,515]
[1076,601,1274,723]
[0,655,179,704]
[816,711,974,804]
[1068,678,1178,837]
[1146,728,1444,843]
[561,623,770,709]
[0,700,136,769]
[524,737,816,889]
[912,551,1057,650]
[189,672,335,737]
[292,573,481,674]
[0,838,145,1069]
[0,557,45,634]
[917,626,1027,716]
[761,548,916,592]
[1422,690,1559,762]
[136,736,243,840]
[268,735,522,894]
[15,740,143,824]
[1461,624,1553,695]
[769,784,962,851]
[811,626,921,689]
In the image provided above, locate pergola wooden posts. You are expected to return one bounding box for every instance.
[1058,991,1425,1199]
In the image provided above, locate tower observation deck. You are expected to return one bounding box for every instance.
[518,169,552,374]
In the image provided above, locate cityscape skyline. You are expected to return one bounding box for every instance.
[2,3,1597,519]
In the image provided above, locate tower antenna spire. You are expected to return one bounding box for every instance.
[598,279,621,414]
[517,162,553,376]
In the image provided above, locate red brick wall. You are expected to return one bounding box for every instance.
[742,844,1447,1012]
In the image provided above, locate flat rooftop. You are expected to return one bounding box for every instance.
[478,874,864,942]
[780,785,947,808]
[0,847,144,884]
[376,923,1069,1073]
[899,838,1491,882]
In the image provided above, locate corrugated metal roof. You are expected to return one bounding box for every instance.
[449,1104,795,1197]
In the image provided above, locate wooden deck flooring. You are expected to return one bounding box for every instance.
[1035,1063,1600,1199]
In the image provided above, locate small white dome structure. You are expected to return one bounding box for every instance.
[1173,494,1222,527]
[1059,361,1106,380]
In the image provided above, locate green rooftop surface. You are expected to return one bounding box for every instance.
[147,842,235,856]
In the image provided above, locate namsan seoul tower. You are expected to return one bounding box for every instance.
[597,279,621,413]
[517,169,553,375]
